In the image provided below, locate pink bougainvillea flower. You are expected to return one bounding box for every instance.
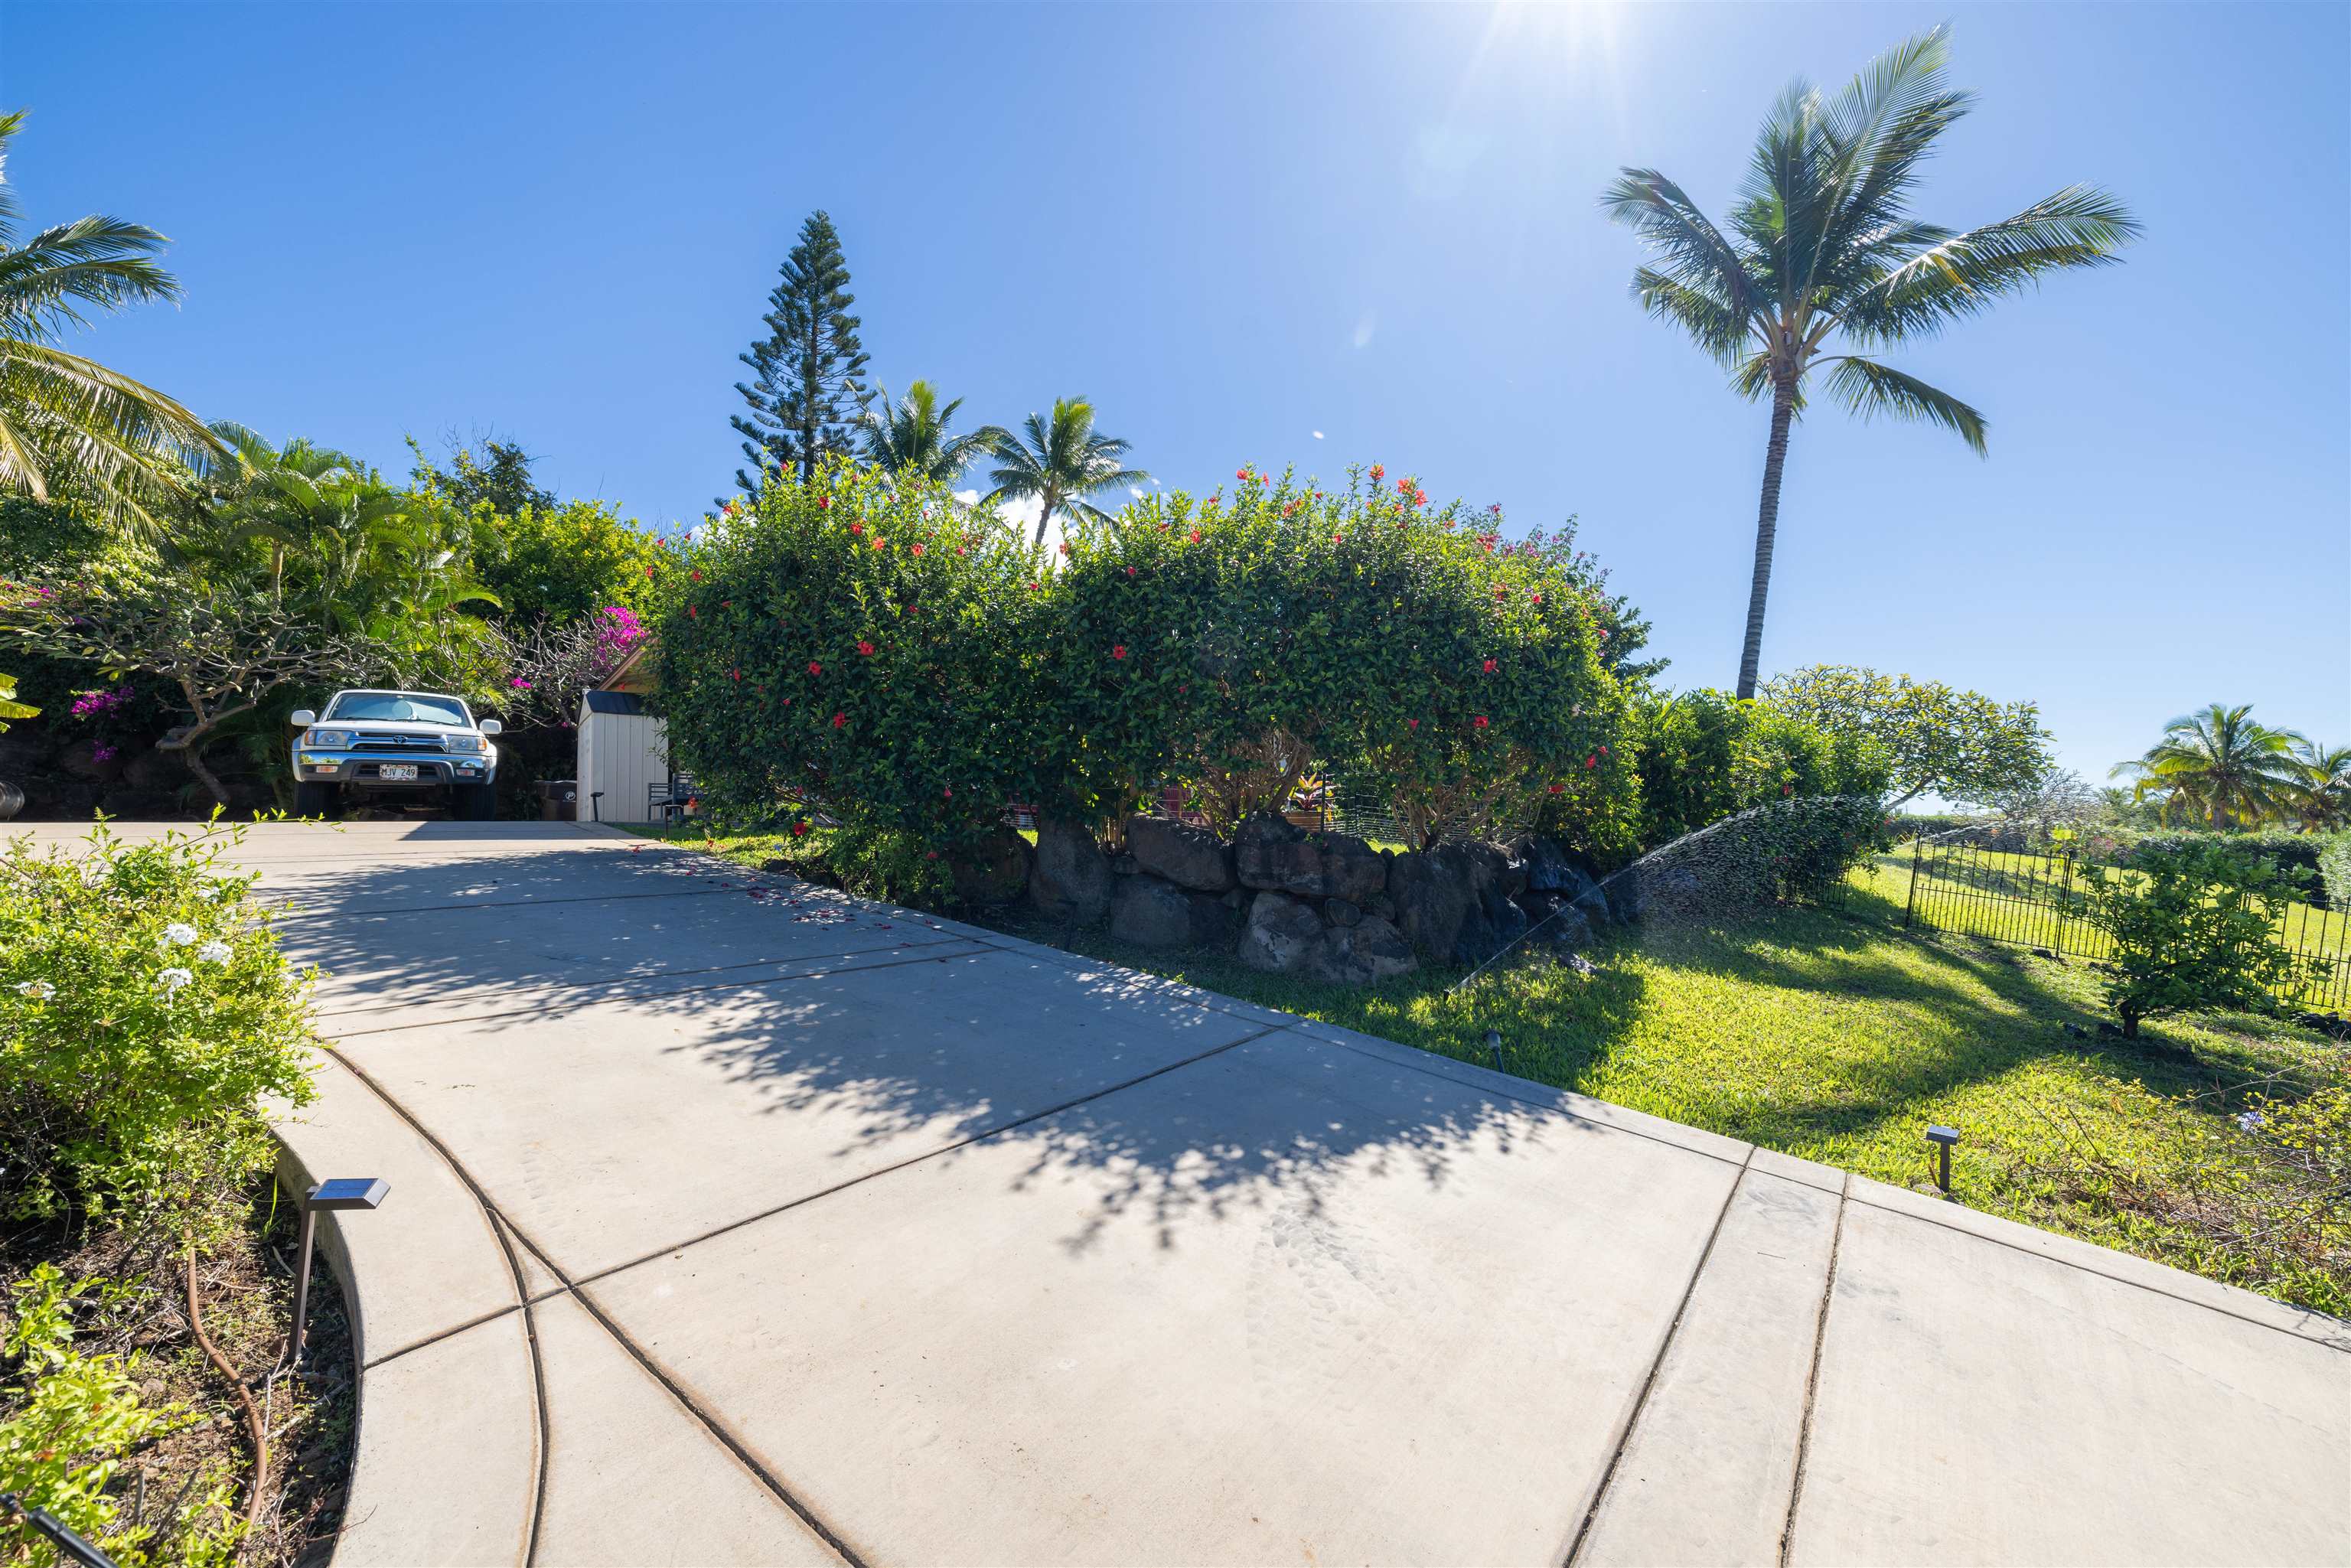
[1472,716,1490,729]
[857,639,876,656]
[1112,645,1127,660]
[1482,658,1497,673]
[833,712,847,729]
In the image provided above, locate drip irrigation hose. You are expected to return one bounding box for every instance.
[184,1251,269,1533]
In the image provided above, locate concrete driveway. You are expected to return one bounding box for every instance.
[15,820,2346,1566]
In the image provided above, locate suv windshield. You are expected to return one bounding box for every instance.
[325,692,471,726]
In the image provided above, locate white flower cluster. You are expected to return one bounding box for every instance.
[198,940,233,966]
[14,980,57,1001]
[2235,1110,2266,1133]
[159,922,199,950]
[156,967,194,996]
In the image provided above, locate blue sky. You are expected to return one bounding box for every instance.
[5,2,2345,788]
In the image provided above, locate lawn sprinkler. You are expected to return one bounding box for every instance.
[1925,1125,1960,1195]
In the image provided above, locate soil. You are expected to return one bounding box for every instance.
[2,1178,357,1566]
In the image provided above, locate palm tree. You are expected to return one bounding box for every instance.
[2288,738,2351,832]
[2110,704,2306,830]
[0,109,220,532]
[206,422,370,598]
[1601,28,2139,698]
[980,397,1146,546]
[859,380,997,484]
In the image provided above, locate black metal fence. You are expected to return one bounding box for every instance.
[1899,836,2351,1013]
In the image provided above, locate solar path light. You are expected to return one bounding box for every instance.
[291,1178,387,1365]
[1484,1029,1505,1073]
[1925,1125,1960,1195]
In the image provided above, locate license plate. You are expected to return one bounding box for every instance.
[379,764,418,781]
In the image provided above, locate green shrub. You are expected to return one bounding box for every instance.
[2107,827,2333,905]
[0,824,319,1245]
[1617,794,1890,921]
[2068,841,2316,1037]
[0,1266,236,1567]
[1045,465,1631,846]
[651,463,1054,852]
[2321,832,2351,914]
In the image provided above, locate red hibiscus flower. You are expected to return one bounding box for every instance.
[1370,463,1384,481]
[1472,716,1490,729]
[1187,529,1202,544]
[1112,644,1128,660]
[1125,566,1138,577]
[857,640,876,656]
[832,712,847,729]
[686,605,698,618]
[690,569,703,582]
[849,521,864,536]
[792,821,810,837]
[1586,756,1597,769]
[1396,478,1413,496]
[1531,592,1544,604]
[1548,783,1564,794]
[1407,718,1419,730]
[1236,467,1249,481]
[943,784,953,798]
[911,543,924,556]
[1482,658,1497,673]
[818,496,832,510]
[871,538,885,551]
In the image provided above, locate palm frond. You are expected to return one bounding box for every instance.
[1599,169,1759,317]
[0,217,181,338]
[1837,184,2141,341]
[1818,355,1986,453]
[1632,266,1749,364]
[0,340,220,526]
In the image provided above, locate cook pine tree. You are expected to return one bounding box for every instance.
[730,210,872,494]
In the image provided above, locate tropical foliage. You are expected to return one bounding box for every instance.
[2066,840,2315,1037]
[2111,703,2317,830]
[1762,663,2049,808]
[982,396,1147,546]
[1603,27,2138,696]
[0,109,221,534]
[859,380,1001,483]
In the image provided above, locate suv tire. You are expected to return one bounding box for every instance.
[293,781,338,818]
[452,781,497,821]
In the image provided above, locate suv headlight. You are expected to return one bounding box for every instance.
[443,734,487,753]
[305,729,351,748]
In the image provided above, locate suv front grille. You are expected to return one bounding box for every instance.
[351,733,445,752]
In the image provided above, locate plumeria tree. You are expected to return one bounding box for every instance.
[491,605,652,729]
[0,559,375,804]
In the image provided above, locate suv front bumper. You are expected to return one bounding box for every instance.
[292,748,497,788]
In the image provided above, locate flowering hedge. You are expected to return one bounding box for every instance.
[656,463,1635,852]
[1044,464,1632,844]
[651,463,1053,854]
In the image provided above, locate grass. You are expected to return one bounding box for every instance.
[635,824,2348,1315]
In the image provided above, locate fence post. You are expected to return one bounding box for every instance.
[2053,848,2075,956]
[1903,833,1925,930]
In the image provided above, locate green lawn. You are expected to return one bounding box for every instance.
[635,824,2347,1315]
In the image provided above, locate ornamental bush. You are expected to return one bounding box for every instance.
[1043,465,1631,846]
[0,824,318,1247]
[651,462,1055,855]
[1629,689,1889,849]
[2066,841,2316,1037]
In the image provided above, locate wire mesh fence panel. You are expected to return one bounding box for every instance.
[1902,837,2351,1013]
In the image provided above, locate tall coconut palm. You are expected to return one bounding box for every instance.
[859,380,998,484]
[1602,28,2139,698]
[0,109,220,532]
[2110,704,2306,830]
[2288,738,2351,832]
[980,397,1146,546]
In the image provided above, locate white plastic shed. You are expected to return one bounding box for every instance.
[576,689,669,823]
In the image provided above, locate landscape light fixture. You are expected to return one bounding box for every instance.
[1484,1028,1505,1073]
[1925,1125,1960,1195]
[291,1177,388,1365]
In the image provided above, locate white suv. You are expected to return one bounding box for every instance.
[289,689,503,819]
